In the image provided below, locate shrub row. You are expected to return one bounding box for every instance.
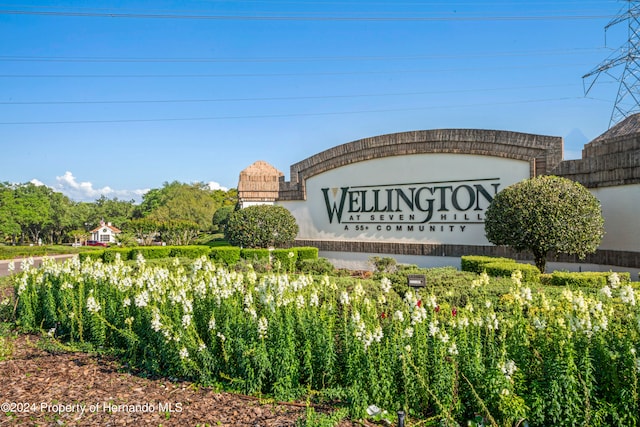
[548,271,632,288]
[461,255,540,282]
[79,245,319,268]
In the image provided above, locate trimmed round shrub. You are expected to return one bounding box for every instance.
[225,205,299,248]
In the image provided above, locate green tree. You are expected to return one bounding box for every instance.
[87,196,136,230]
[225,204,299,248]
[44,191,76,244]
[138,181,217,230]
[0,183,21,244]
[127,218,162,246]
[161,220,200,246]
[212,205,235,232]
[484,175,604,273]
[12,183,53,244]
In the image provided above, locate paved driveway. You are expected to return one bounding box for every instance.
[0,254,77,277]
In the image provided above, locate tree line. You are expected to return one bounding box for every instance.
[0,181,237,246]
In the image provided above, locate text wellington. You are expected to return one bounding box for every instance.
[321,179,500,231]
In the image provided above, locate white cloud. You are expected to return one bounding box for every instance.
[54,171,149,202]
[30,178,46,186]
[205,181,228,191]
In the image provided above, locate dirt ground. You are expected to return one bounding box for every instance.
[0,334,365,427]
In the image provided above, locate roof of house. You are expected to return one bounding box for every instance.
[90,223,122,233]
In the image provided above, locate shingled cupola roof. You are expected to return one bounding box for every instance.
[237,160,284,203]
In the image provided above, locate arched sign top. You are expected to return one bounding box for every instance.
[279,129,563,201]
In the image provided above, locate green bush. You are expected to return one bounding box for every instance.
[271,248,298,272]
[461,255,516,274]
[225,204,299,248]
[483,261,540,283]
[549,271,631,288]
[168,245,211,259]
[297,257,336,275]
[79,251,104,262]
[241,248,271,263]
[295,246,319,261]
[130,246,172,260]
[102,248,132,263]
[210,247,241,266]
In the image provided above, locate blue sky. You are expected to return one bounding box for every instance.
[0,0,628,202]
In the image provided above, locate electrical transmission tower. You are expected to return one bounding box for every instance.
[583,1,640,128]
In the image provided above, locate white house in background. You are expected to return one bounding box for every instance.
[90,220,122,244]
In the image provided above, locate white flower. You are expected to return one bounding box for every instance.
[134,290,149,308]
[439,331,450,344]
[216,332,226,342]
[258,316,269,339]
[296,294,305,309]
[600,285,613,298]
[86,294,101,313]
[7,261,15,272]
[373,326,383,343]
[608,272,621,288]
[136,252,146,266]
[122,297,131,308]
[404,344,412,353]
[448,342,459,355]
[533,317,547,330]
[380,277,392,293]
[403,327,414,338]
[499,360,517,381]
[428,320,439,337]
[151,310,162,332]
[288,251,295,258]
[124,316,134,326]
[182,314,192,328]
[179,347,189,359]
[309,292,319,307]
[208,316,216,331]
[339,291,350,306]
[620,285,636,306]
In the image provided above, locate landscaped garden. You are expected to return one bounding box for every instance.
[2,247,638,426]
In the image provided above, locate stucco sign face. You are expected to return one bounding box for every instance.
[283,153,530,245]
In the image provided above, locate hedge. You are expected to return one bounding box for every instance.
[483,261,541,283]
[549,271,632,288]
[78,251,105,262]
[210,247,241,266]
[130,246,173,260]
[168,245,211,259]
[271,248,298,271]
[102,248,133,263]
[295,246,319,261]
[461,255,516,274]
[240,248,271,262]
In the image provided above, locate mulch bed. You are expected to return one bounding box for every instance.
[0,335,362,427]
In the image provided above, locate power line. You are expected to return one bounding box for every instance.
[0,96,593,125]
[0,83,587,105]
[0,48,607,63]
[0,9,613,21]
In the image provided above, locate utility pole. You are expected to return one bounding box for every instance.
[583,1,640,128]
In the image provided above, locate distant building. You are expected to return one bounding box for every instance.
[90,220,121,244]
